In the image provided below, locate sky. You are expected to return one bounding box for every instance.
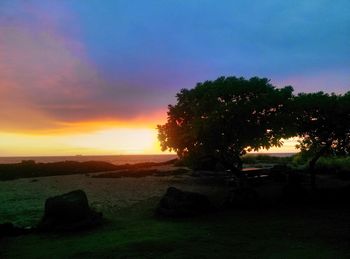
[0,0,349,156]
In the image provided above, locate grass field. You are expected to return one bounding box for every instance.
[1,197,350,258]
[1,167,350,258]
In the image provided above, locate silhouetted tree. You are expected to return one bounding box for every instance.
[157,76,295,173]
[294,91,350,187]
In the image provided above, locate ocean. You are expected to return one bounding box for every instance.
[0,153,295,164]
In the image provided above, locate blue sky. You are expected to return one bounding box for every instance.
[69,0,350,90]
[0,0,349,128]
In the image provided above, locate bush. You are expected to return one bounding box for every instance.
[315,156,350,174]
[242,154,294,165]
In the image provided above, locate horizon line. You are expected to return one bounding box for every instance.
[0,152,298,158]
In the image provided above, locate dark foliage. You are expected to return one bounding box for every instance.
[292,91,350,186]
[293,91,350,165]
[158,76,294,171]
[157,75,350,189]
[242,154,294,164]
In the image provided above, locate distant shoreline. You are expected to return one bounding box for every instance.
[0,153,295,164]
[0,154,178,165]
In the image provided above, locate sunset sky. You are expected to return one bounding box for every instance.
[0,0,349,156]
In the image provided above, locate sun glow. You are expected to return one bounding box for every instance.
[0,127,166,156]
[254,137,299,153]
[0,128,298,157]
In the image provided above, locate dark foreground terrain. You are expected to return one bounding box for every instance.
[1,158,350,258]
[1,197,350,258]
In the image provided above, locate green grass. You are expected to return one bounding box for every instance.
[243,154,350,175]
[242,154,294,165]
[2,197,350,259]
[316,156,350,172]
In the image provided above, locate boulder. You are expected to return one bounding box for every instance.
[38,190,102,231]
[156,187,212,217]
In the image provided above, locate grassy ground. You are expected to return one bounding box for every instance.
[1,160,350,258]
[1,195,350,258]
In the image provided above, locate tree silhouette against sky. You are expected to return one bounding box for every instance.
[158,76,350,187]
[158,76,295,172]
[293,91,350,187]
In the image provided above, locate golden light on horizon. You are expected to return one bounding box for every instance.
[64,128,160,155]
[0,126,299,156]
[249,137,299,154]
[0,127,169,156]
[0,108,172,156]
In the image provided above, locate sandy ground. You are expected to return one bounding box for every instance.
[2,162,348,229]
[0,166,227,227]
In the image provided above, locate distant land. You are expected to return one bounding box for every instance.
[0,153,296,164]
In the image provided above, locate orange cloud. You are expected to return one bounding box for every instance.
[0,7,172,135]
[31,109,169,135]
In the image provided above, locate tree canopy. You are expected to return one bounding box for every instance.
[157,76,295,171]
[293,91,350,169]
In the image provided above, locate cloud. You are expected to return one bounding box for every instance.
[0,23,98,129]
[1,0,349,134]
[0,1,170,133]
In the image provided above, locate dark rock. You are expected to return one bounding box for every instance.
[38,190,102,231]
[156,187,212,217]
[224,187,259,209]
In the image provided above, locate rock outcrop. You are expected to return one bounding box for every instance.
[38,190,102,231]
[156,187,212,217]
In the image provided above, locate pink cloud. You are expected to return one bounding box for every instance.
[0,4,109,131]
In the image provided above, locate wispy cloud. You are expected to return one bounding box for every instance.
[0,2,161,133]
[0,0,349,134]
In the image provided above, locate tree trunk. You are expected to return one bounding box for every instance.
[233,156,247,188]
[236,156,243,171]
[308,145,329,188]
